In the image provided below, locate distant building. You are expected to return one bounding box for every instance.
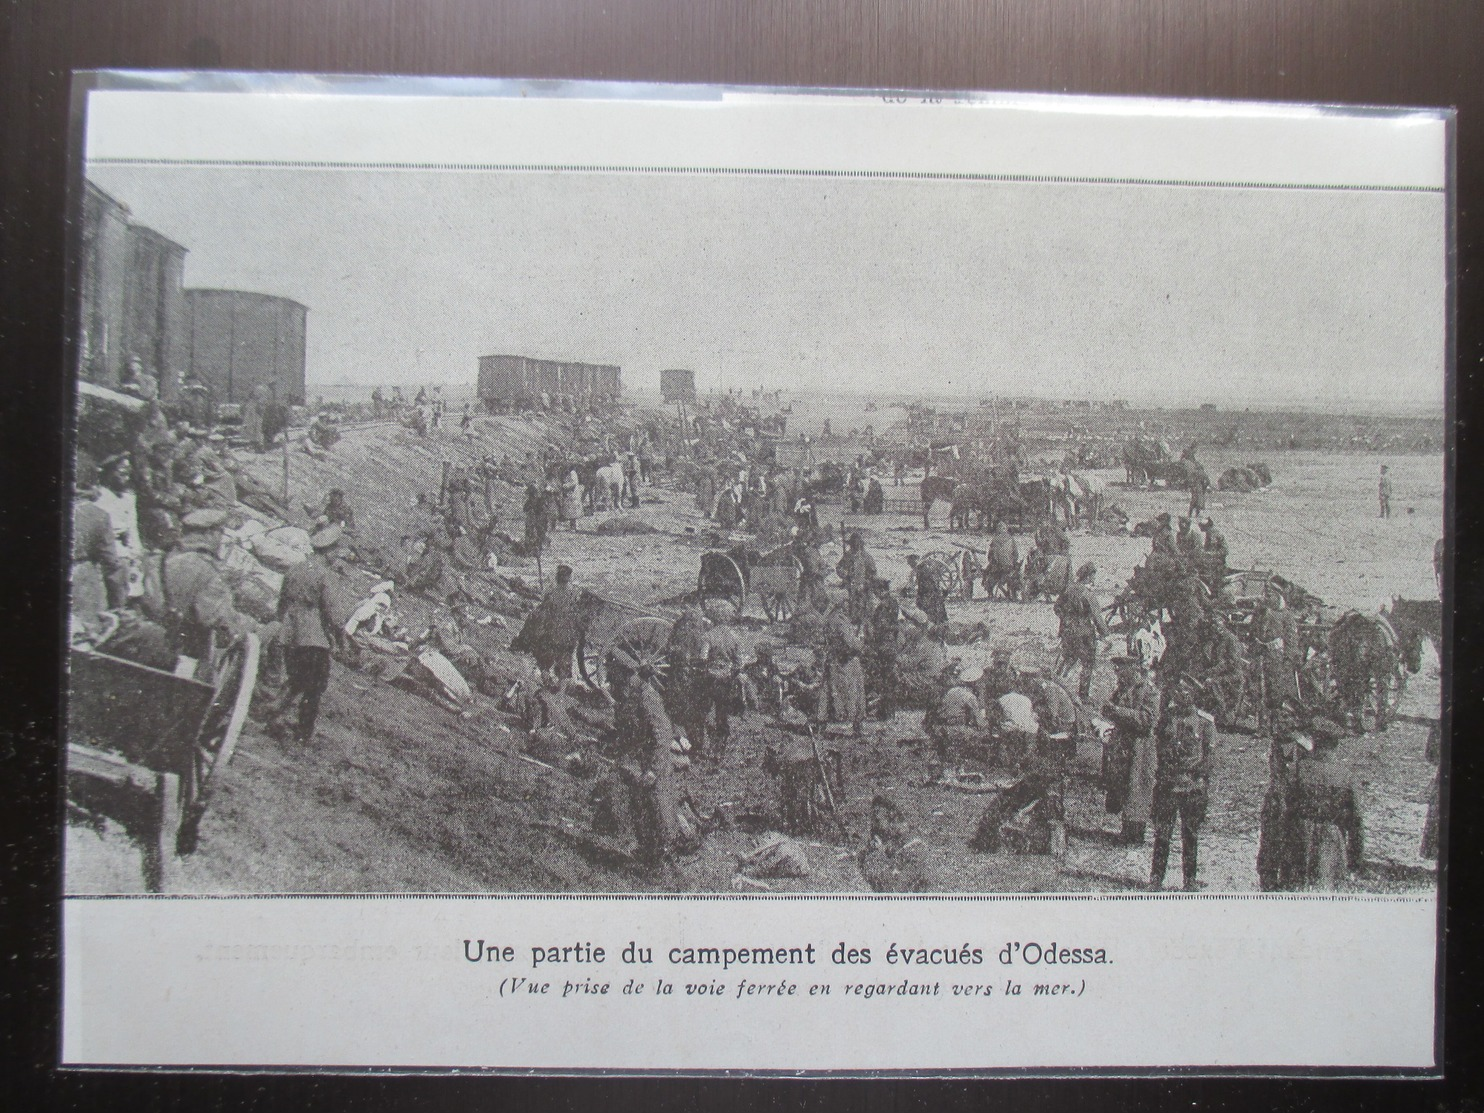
[184,289,308,405]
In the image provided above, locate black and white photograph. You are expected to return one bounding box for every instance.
[65,83,1447,900]
[56,77,1449,1072]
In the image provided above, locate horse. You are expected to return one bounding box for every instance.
[920,475,956,528]
[1022,552,1071,602]
[1327,611,1414,732]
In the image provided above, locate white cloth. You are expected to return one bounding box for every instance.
[998,692,1039,736]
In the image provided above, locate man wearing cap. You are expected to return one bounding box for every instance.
[611,649,684,873]
[836,532,877,624]
[1054,562,1108,700]
[923,663,985,777]
[702,601,744,756]
[907,554,949,624]
[530,564,583,681]
[980,645,1019,704]
[864,578,902,721]
[1175,516,1201,564]
[160,508,262,675]
[1290,718,1365,890]
[793,531,827,613]
[270,524,346,744]
[1378,465,1393,519]
[1149,677,1216,891]
[819,601,867,739]
[1101,655,1161,844]
[983,522,1021,600]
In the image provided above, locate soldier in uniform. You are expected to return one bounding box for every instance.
[609,653,685,873]
[1175,516,1202,563]
[160,508,265,678]
[528,564,584,680]
[983,522,1021,600]
[1054,562,1108,700]
[702,600,743,757]
[1378,464,1393,518]
[1101,655,1161,844]
[923,663,986,777]
[269,525,346,744]
[863,578,902,721]
[836,531,877,623]
[1290,720,1365,889]
[1148,676,1216,891]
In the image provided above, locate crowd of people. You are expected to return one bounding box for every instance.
[69,380,1419,896]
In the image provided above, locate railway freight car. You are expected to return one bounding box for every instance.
[78,182,189,402]
[660,368,696,404]
[183,289,308,406]
[477,354,622,411]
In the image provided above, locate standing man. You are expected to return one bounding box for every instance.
[703,601,743,757]
[70,452,129,636]
[1054,562,1109,700]
[1291,720,1365,890]
[529,564,583,680]
[1378,465,1393,518]
[1149,677,1216,891]
[864,578,902,721]
[907,554,949,624]
[611,654,683,873]
[271,525,345,745]
[1186,457,1210,520]
[819,601,868,739]
[983,522,1020,600]
[793,530,827,613]
[836,531,877,623]
[1101,655,1161,845]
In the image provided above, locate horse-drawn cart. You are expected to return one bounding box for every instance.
[575,595,672,693]
[698,545,803,621]
[67,633,260,891]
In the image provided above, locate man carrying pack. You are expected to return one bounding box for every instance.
[1149,676,1216,891]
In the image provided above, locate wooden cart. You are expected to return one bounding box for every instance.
[67,634,260,891]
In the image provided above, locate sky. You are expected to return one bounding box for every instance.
[86,164,1447,410]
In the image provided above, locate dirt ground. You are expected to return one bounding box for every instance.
[65,417,1443,895]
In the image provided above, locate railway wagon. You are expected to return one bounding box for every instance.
[661,367,696,404]
[79,182,190,402]
[477,353,623,409]
[184,289,308,406]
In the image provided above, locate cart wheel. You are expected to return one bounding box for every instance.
[583,616,673,694]
[176,633,259,856]
[698,554,747,620]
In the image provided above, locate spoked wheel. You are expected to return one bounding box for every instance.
[756,553,803,624]
[920,555,958,597]
[581,616,673,694]
[698,553,748,620]
[176,633,259,856]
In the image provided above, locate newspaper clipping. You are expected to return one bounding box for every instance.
[61,76,1448,1074]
